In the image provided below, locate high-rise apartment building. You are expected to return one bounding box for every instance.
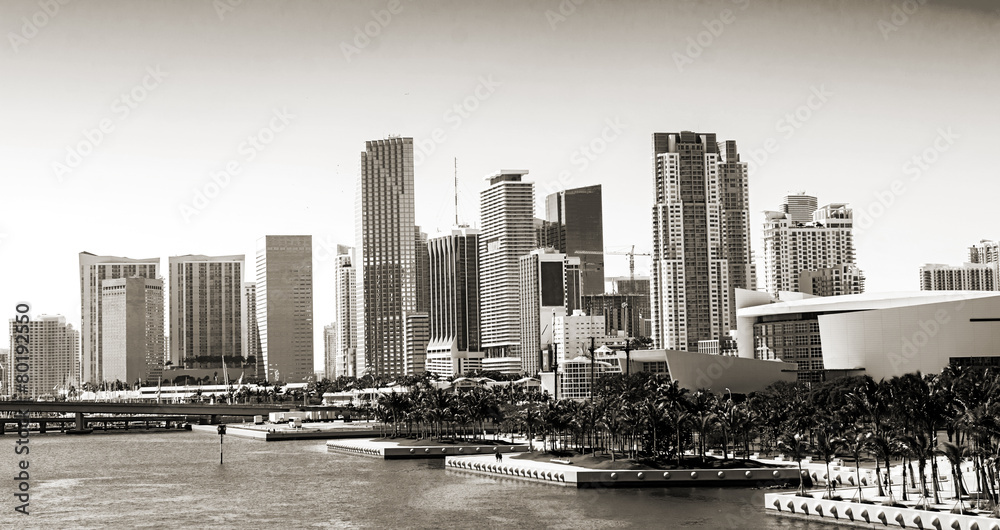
[404,312,429,375]
[356,138,418,377]
[168,255,244,369]
[800,265,866,297]
[242,282,260,377]
[919,263,996,291]
[544,185,605,296]
[7,315,78,399]
[582,292,652,340]
[426,227,482,377]
[415,227,431,315]
[323,323,337,380]
[256,235,314,383]
[79,252,159,385]
[649,132,753,352]
[763,200,858,296]
[101,277,165,384]
[519,249,582,375]
[552,310,608,366]
[480,170,535,360]
[969,240,1000,286]
[333,246,358,378]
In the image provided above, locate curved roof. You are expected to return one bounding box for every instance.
[738,290,1000,318]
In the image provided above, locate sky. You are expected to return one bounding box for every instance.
[2,0,999,371]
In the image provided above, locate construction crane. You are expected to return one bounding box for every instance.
[576,245,651,282]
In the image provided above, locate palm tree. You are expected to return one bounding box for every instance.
[866,432,897,504]
[656,379,690,466]
[778,433,811,496]
[814,428,846,500]
[898,431,934,510]
[938,441,969,513]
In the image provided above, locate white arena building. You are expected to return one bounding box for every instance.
[735,289,1000,382]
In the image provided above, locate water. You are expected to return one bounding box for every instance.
[4,431,838,529]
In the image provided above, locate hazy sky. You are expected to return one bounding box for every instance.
[3,0,999,371]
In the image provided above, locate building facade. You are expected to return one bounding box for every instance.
[256,235,314,383]
[581,292,652,340]
[919,263,996,291]
[762,199,858,296]
[799,264,866,297]
[333,246,358,378]
[544,185,605,296]
[168,255,244,369]
[242,282,260,377]
[479,170,535,360]
[79,252,159,385]
[356,138,418,377]
[7,315,79,399]
[324,323,337,380]
[101,277,165,384]
[649,132,753,352]
[426,227,482,377]
[518,249,582,375]
[552,310,608,365]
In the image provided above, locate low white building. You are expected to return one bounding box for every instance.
[736,289,1000,382]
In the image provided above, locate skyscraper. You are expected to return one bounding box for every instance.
[544,184,605,296]
[415,227,431,315]
[356,137,418,377]
[102,277,165,384]
[479,169,535,360]
[333,246,358,378]
[519,249,582,375]
[7,315,78,399]
[919,263,996,291]
[426,227,482,376]
[256,235,314,383]
[323,323,337,380]
[649,132,752,352]
[79,252,159,385]
[168,255,244,369]
[242,282,260,377]
[781,192,818,224]
[762,200,858,296]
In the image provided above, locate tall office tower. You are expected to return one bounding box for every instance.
[79,252,159,385]
[256,235,314,383]
[426,227,482,376]
[101,277,165,384]
[762,200,858,296]
[7,315,78,399]
[242,282,260,377]
[415,227,431,314]
[649,132,752,352]
[544,185,605,296]
[168,255,244,369]
[919,263,996,291]
[323,323,337,380]
[356,138,418,377]
[333,246,358,378]
[781,192,818,224]
[480,170,535,361]
[519,249,582,375]
[800,265,866,297]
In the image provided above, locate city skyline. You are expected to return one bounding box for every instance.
[4,0,1000,370]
